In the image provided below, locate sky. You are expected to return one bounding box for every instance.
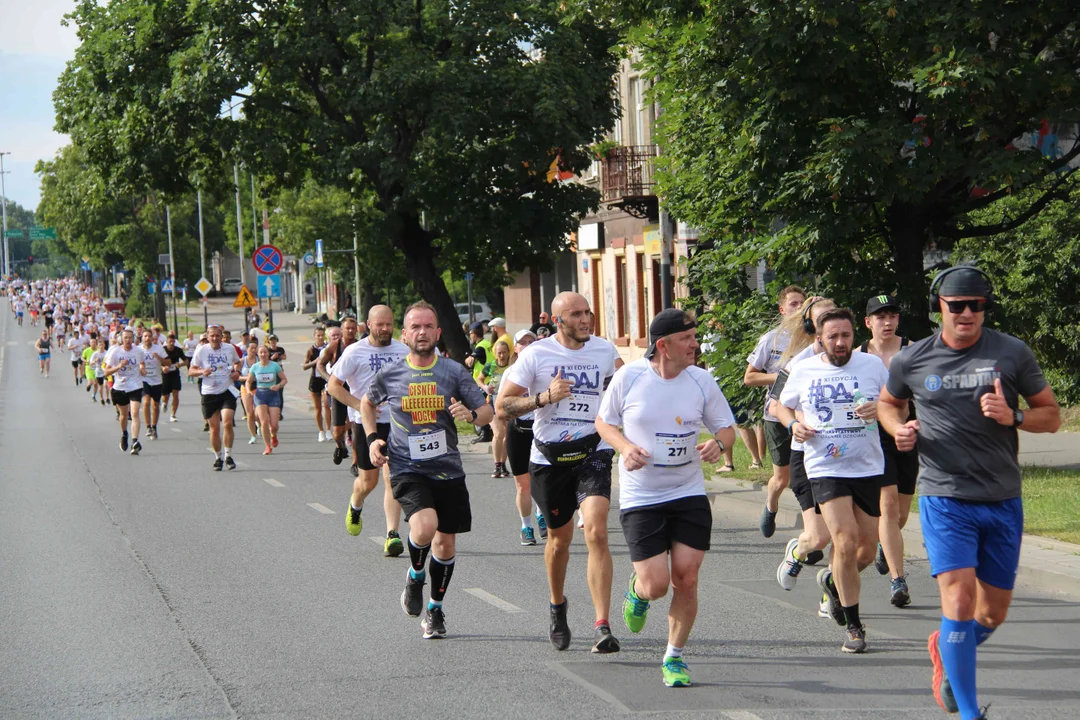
[0,0,80,214]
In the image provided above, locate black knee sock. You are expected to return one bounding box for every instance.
[429,555,455,603]
[843,603,862,630]
[408,537,430,575]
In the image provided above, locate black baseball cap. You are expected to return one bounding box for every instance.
[644,308,697,359]
[469,321,485,334]
[866,294,900,315]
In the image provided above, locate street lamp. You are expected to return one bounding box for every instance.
[0,152,10,279]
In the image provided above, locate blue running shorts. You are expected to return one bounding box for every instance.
[919,495,1024,591]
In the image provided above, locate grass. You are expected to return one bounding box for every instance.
[1060,405,1080,433]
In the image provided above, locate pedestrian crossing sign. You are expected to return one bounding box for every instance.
[233,285,258,308]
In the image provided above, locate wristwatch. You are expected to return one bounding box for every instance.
[470,408,478,422]
[1013,409,1024,428]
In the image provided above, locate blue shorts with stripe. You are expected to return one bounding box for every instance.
[919,495,1023,591]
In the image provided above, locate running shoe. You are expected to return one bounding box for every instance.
[213,458,224,471]
[149,426,157,440]
[549,598,571,650]
[271,434,278,448]
[576,511,584,529]
[421,606,447,639]
[100,398,105,406]
[224,456,236,470]
[317,431,326,443]
[842,625,867,654]
[248,435,258,445]
[759,505,777,538]
[623,573,650,634]
[263,447,272,455]
[350,464,359,478]
[816,568,846,626]
[346,504,363,536]
[384,530,404,557]
[536,512,548,540]
[818,594,831,619]
[120,432,129,452]
[491,464,501,478]
[130,439,142,456]
[203,422,209,432]
[592,624,620,654]
[520,526,537,546]
[332,445,345,465]
[928,630,960,714]
[401,573,426,617]
[169,415,177,422]
[662,656,691,688]
[776,538,804,591]
[804,549,825,566]
[874,543,889,575]
[890,575,912,608]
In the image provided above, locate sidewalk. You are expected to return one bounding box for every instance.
[704,473,1080,597]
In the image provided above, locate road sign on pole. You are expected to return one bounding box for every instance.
[253,244,284,275]
[315,239,324,268]
[194,277,213,296]
[162,279,173,293]
[4,229,25,239]
[29,227,56,241]
[303,252,315,266]
[233,285,258,308]
[257,274,281,299]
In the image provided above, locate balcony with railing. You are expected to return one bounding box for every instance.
[600,145,658,220]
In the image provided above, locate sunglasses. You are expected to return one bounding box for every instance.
[943,299,987,314]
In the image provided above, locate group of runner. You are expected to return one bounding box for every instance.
[6,266,1058,718]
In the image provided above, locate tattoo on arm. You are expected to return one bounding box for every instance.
[500,394,536,419]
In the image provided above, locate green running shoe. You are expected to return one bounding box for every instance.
[662,656,691,687]
[384,530,404,557]
[346,503,363,536]
[623,573,650,634]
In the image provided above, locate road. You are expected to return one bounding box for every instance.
[1,305,1079,719]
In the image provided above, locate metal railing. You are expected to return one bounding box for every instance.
[601,145,658,202]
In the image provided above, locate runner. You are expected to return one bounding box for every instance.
[189,325,242,471]
[67,330,89,387]
[744,285,806,537]
[317,317,359,467]
[477,339,512,478]
[505,329,546,545]
[162,333,187,422]
[102,328,147,456]
[857,294,918,608]
[327,305,409,556]
[138,329,171,440]
[245,344,287,455]
[595,309,736,687]
[776,308,888,653]
[34,329,52,377]
[302,326,329,442]
[82,335,98,401]
[182,331,199,384]
[14,296,24,326]
[88,338,108,405]
[267,334,287,415]
[879,266,1060,720]
[360,301,491,639]
[497,291,622,654]
[239,341,261,444]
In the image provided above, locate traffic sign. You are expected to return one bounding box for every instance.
[194,277,213,296]
[29,227,56,241]
[257,274,281,299]
[80,261,91,271]
[233,285,258,308]
[464,271,475,281]
[253,244,284,275]
[158,253,171,266]
[303,252,315,266]
[148,282,157,294]
[4,229,25,239]
[162,279,173,293]
[315,239,324,268]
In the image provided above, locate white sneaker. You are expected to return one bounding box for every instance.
[169,415,177,423]
[576,511,584,529]
[318,431,326,443]
[248,435,258,445]
[818,594,830,619]
[777,538,804,591]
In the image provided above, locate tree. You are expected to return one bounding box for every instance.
[54,0,621,359]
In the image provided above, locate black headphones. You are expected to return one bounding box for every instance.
[928,266,994,312]
[801,298,824,335]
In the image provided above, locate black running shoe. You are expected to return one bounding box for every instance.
[592,624,620,654]
[225,456,236,470]
[421,606,447,639]
[804,549,825,566]
[549,598,571,651]
[202,421,209,432]
[332,445,345,465]
[874,543,889,575]
[350,463,359,478]
[401,573,426,617]
[816,568,846,626]
[120,432,129,452]
[130,439,142,456]
[759,506,777,538]
[213,458,224,472]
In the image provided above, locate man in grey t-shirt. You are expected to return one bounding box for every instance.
[879,266,1060,720]
[361,301,491,641]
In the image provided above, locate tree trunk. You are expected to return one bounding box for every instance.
[397,217,471,362]
[886,202,935,340]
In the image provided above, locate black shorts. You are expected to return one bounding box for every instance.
[201,390,238,419]
[142,383,164,402]
[764,421,791,467]
[391,474,472,534]
[72,360,81,368]
[788,451,817,513]
[529,449,614,530]
[111,388,143,406]
[356,423,391,472]
[331,397,349,427]
[309,375,327,394]
[620,495,713,562]
[161,371,182,393]
[506,421,534,476]
[882,445,919,496]
[810,475,882,517]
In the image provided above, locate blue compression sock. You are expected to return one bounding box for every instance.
[939,617,980,719]
[974,621,995,647]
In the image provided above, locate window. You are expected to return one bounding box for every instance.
[635,253,646,338]
[616,256,628,338]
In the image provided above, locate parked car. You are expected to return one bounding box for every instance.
[455,302,492,325]
[222,278,244,294]
[103,297,126,312]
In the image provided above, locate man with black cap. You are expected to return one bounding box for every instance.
[595,308,736,688]
[857,294,918,608]
[879,266,1060,720]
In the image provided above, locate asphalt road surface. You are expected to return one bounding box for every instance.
[2,307,1079,720]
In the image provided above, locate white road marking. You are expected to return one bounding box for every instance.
[263,478,285,487]
[307,502,335,514]
[544,661,631,714]
[724,712,767,720]
[463,588,525,614]
[368,536,384,546]
[171,428,182,433]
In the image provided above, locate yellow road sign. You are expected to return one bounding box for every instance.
[233,285,258,308]
[194,277,213,296]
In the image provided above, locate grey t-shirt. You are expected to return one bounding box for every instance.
[367,355,487,481]
[886,329,1048,502]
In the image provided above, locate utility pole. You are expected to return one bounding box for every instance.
[197,189,208,329]
[166,205,178,332]
[233,163,245,286]
[0,152,10,279]
[659,208,674,309]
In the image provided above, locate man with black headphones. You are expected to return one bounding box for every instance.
[879,266,1060,720]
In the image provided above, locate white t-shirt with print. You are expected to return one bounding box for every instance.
[191,343,241,396]
[139,343,169,386]
[746,328,791,422]
[331,336,410,423]
[598,359,736,509]
[104,345,146,393]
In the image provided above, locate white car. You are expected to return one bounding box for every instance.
[456,302,492,325]
[222,278,244,294]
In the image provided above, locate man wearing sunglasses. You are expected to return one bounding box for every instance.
[879,266,1061,720]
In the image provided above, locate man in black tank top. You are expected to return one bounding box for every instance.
[859,295,918,609]
[317,317,359,467]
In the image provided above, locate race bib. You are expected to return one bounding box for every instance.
[653,431,695,467]
[554,390,600,423]
[408,430,448,461]
[816,402,865,429]
[255,371,276,384]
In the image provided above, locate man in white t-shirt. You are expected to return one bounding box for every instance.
[777,308,889,655]
[328,305,409,556]
[497,291,622,655]
[138,330,171,441]
[182,331,199,384]
[595,309,735,688]
[189,325,242,471]
[103,328,148,456]
[68,332,90,387]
